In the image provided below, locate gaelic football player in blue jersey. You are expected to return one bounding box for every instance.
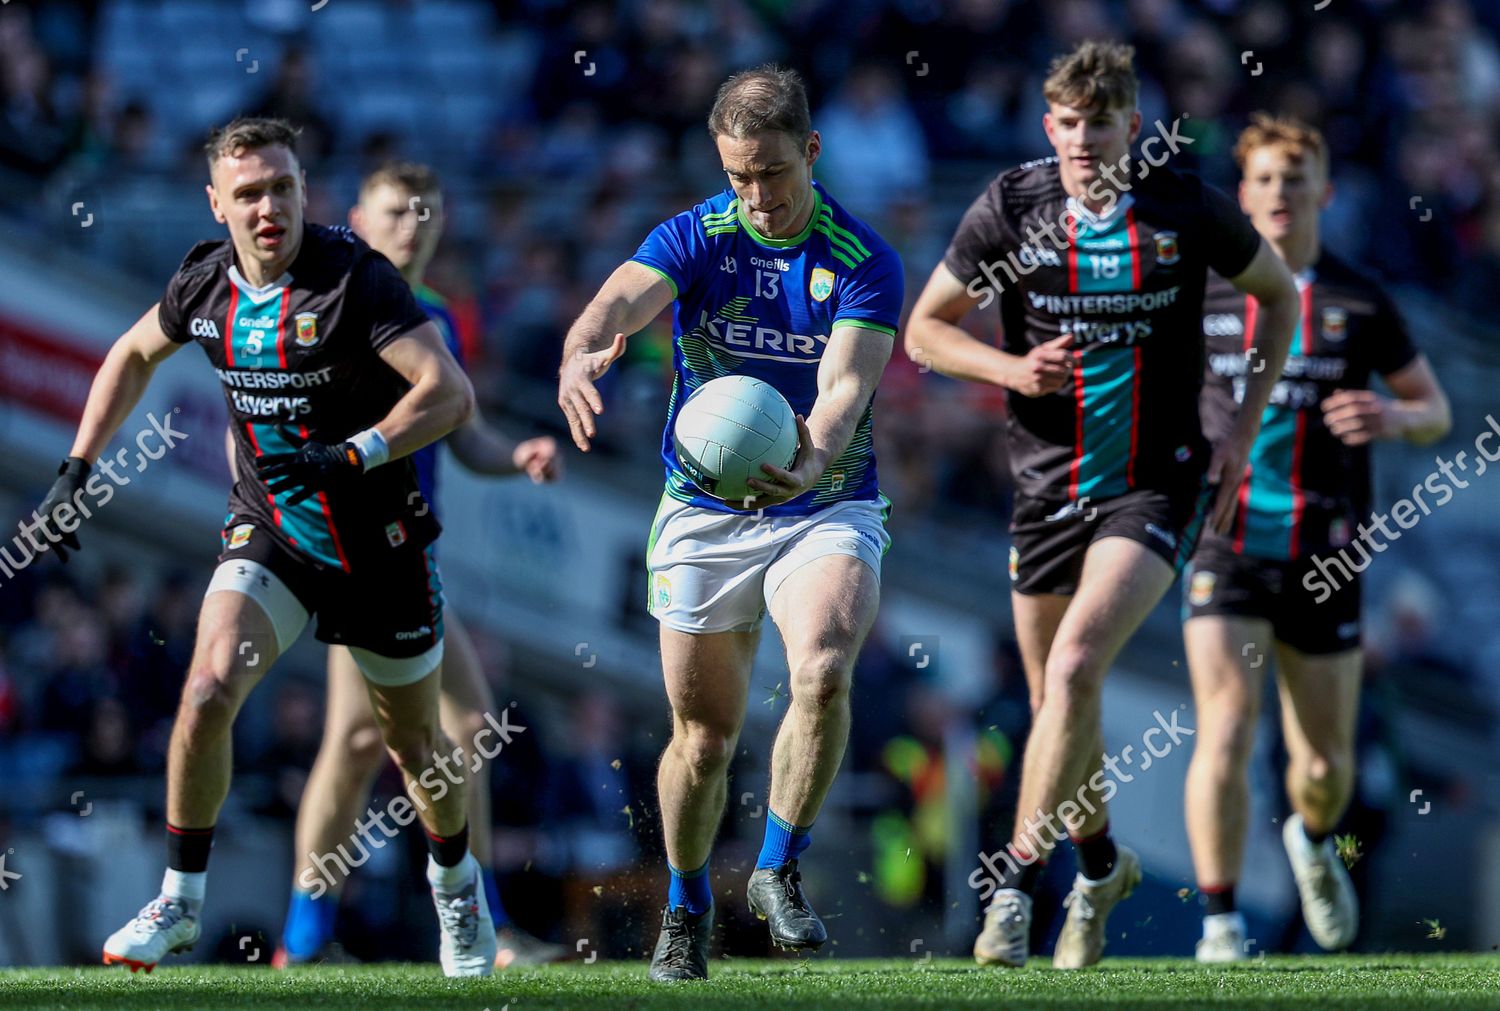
[557,66,902,981]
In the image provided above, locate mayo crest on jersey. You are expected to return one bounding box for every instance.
[631,181,903,515]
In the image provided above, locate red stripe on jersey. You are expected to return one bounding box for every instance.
[298,423,352,573]
[1127,345,1142,488]
[274,289,290,369]
[1126,209,1141,289]
[1231,295,1259,553]
[243,422,292,546]
[225,285,240,368]
[1070,352,1085,499]
[1066,214,1079,293]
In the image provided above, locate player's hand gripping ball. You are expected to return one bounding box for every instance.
[672,375,799,504]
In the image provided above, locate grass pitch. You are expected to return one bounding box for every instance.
[4,956,1500,1010]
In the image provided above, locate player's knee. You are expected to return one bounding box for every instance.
[179,665,249,727]
[382,722,446,774]
[1198,713,1255,772]
[674,724,736,777]
[339,722,387,773]
[1042,644,1106,707]
[789,649,851,711]
[1302,747,1353,790]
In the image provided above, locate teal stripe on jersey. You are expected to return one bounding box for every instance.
[1072,217,1137,295]
[229,289,287,368]
[252,421,345,569]
[1238,404,1299,559]
[1235,307,1309,560]
[1073,347,1136,500]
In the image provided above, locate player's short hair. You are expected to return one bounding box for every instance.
[707,64,812,144]
[360,161,442,202]
[1234,112,1329,178]
[204,116,300,170]
[1042,40,1139,113]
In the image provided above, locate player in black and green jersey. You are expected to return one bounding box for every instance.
[1183,115,1449,962]
[907,41,1299,969]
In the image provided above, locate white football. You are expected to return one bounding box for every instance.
[672,375,799,503]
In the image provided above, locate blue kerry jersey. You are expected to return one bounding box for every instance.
[631,181,903,516]
[411,284,464,512]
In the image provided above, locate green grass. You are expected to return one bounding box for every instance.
[4,956,1500,1010]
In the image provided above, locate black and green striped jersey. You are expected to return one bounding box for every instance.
[157,223,438,573]
[1198,254,1418,559]
[942,157,1261,505]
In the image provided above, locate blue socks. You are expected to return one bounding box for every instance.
[281,888,338,961]
[667,859,713,916]
[756,809,813,869]
[480,865,510,928]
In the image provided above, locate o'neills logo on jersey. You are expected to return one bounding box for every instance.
[295,311,320,347]
[1154,231,1180,264]
[1321,307,1348,343]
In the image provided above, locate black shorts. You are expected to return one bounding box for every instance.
[1182,539,1361,655]
[217,517,444,659]
[1008,481,1212,597]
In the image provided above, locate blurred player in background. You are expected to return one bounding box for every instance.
[1183,115,1449,962]
[29,117,496,976]
[271,162,564,969]
[906,41,1298,968]
[557,66,902,981]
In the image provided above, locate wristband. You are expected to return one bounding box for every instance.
[348,428,390,471]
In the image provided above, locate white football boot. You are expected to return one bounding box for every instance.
[1053,845,1142,969]
[431,854,498,977]
[973,888,1033,967]
[102,895,201,972]
[1195,911,1249,963]
[1282,814,1358,950]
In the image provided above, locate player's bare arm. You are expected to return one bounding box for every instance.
[1322,355,1450,447]
[741,324,893,509]
[369,321,476,458]
[446,416,562,483]
[28,304,186,561]
[557,260,675,451]
[907,263,1073,396]
[70,303,185,462]
[1210,240,1298,532]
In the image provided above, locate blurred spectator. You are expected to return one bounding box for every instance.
[815,63,929,215]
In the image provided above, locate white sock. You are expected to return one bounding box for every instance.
[1203,911,1246,936]
[427,853,474,893]
[162,868,206,908]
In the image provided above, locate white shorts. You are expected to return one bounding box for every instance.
[646,495,890,634]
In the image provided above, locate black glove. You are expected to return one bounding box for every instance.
[34,456,91,563]
[255,425,362,506]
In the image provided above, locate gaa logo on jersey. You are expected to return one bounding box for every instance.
[809,267,835,303]
[653,574,672,610]
[1189,569,1216,607]
[294,311,320,348]
[1153,230,1180,265]
[385,520,406,547]
[1321,307,1348,343]
[226,523,254,550]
